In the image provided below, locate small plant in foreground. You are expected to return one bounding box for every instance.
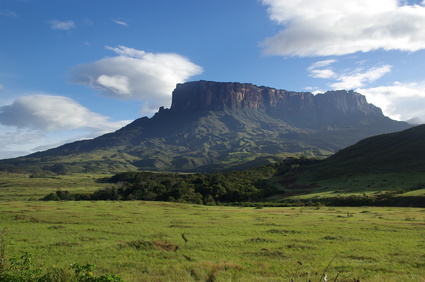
[0,228,7,275]
[71,263,123,281]
[1,251,42,281]
[0,228,122,281]
[1,254,123,281]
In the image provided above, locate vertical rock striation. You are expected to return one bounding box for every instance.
[170,80,384,128]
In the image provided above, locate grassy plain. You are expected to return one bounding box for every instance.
[1,201,424,281]
[0,173,424,281]
[0,172,109,201]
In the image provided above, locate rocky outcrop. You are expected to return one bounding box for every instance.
[170,80,384,127]
[171,81,299,111]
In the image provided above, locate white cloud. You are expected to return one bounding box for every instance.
[308,59,392,89]
[106,45,145,57]
[307,59,425,122]
[261,0,425,56]
[0,94,129,131]
[0,126,45,158]
[0,94,131,159]
[0,126,106,159]
[307,59,337,71]
[330,65,392,89]
[310,69,336,79]
[112,19,128,26]
[359,82,425,122]
[48,20,76,30]
[308,60,337,79]
[70,45,203,115]
[0,84,4,90]
[97,75,131,95]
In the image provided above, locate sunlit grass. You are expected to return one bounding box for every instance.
[1,201,424,281]
[0,172,424,280]
[0,172,110,201]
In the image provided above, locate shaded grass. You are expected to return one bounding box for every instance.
[0,201,424,281]
[272,172,425,201]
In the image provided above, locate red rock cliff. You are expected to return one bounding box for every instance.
[170,80,382,120]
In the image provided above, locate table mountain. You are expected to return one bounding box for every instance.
[0,80,411,174]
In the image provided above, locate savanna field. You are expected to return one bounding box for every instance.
[0,173,424,281]
[3,0,425,281]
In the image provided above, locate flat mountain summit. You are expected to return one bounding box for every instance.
[171,81,383,124]
[0,80,411,174]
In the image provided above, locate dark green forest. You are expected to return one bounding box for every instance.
[41,157,318,205]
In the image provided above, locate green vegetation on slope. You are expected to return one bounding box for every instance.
[269,125,425,206]
[308,124,425,178]
[0,101,409,174]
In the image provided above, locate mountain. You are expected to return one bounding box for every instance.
[0,80,411,174]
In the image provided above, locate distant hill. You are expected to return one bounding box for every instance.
[308,124,425,179]
[0,80,411,174]
[270,124,425,207]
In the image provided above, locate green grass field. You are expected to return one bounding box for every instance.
[0,172,109,201]
[0,172,424,281]
[1,201,424,281]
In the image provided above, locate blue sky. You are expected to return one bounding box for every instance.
[1,0,425,159]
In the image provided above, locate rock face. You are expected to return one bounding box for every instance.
[170,81,383,128]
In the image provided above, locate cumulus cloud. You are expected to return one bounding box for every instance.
[48,20,76,30]
[0,95,132,159]
[261,0,425,56]
[359,82,425,122]
[0,94,129,132]
[70,45,203,115]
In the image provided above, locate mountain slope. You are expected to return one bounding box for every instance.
[0,81,411,174]
[308,124,425,178]
[269,124,425,206]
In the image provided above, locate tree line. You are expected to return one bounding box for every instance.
[41,157,318,205]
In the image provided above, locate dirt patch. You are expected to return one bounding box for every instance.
[122,240,179,251]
